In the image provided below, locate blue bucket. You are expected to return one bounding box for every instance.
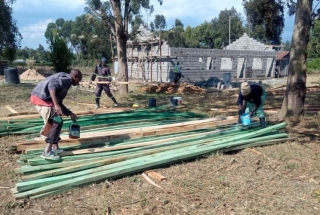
[170,98,178,107]
[148,98,156,108]
[240,113,251,125]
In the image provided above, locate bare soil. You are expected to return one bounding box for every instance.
[0,71,320,215]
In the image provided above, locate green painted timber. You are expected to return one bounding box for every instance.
[16,131,287,192]
[26,126,259,165]
[14,123,287,199]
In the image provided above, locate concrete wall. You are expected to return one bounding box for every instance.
[127,46,279,83]
[126,27,283,83]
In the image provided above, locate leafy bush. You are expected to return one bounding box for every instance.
[307,58,320,73]
[48,35,73,73]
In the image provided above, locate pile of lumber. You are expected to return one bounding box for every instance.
[210,105,320,115]
[0,106,206,137]
[11,113,290,199]
[268,86,320,95]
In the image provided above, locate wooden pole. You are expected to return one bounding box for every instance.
[159,31,162,83]
[131,44,133,77]
[110,34,114,64]
[151,40,153,82]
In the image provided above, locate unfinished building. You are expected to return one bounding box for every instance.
[126,25,288,84]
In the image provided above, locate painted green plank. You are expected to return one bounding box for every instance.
[16,130,287,192]
[26,126,255,165]
[14,123,287,199]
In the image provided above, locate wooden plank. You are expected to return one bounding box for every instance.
[59,126,237,156]
[5,105,18,114]
[15,117,236,151]
[8,112,38,116]
[14,125,287,199]
[144,170,167,181]
[16,137,111,151]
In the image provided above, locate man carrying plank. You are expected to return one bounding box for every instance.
[89,57,118,109]
[30,69,82,160]
[237,82,267,128]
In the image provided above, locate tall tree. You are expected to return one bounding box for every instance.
[85,0,163,94]
[154,14,166,31]
[215,7,243,47]
[284,40,291,51]
[243,0,285,44]
[0,0,22,61]
[307,19,320,59]
[279,0,313,121]
[44,22,58,42]
[49,35,73,72]
[163,19,186,47]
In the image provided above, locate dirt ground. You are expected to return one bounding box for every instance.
[0,68,320,214]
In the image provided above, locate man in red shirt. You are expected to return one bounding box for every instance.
[31,69,82,160]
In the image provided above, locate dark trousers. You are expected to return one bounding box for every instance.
[45,108,63,145]
[95,84,113,98]
[174,73,181,84]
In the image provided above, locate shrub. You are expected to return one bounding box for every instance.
[307,58,320,73]
[48,35,73,73]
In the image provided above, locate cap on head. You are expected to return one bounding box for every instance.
[241,82,251,96]
[101,57,106,63]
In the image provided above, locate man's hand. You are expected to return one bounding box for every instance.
[248,111,254,117]
[54,104,63,115]
[70,112,77,122]
[89,80,92,84]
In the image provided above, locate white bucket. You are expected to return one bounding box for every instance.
[173,97,182,105]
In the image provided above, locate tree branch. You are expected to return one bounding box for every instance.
[124,0,130,33]
[110,0,124,31]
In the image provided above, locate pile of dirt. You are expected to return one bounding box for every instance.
[19,69,45,81]
[139,83,205,94]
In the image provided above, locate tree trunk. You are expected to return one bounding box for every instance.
[112,0,128,94]
[116,32,128,94]
[279,0,312,121]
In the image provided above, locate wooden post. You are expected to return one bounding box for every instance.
[159,31,162,83]
[131,43,133,77]
[110,34,114,63]
[150,40,153,82]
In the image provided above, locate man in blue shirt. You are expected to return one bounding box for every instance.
[31,69,82,160]
[237,82,266,128]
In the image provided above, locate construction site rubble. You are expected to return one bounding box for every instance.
[139,83,205,94]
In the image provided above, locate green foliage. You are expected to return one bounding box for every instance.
[307,58,320,72]
[48,35,73,72]
[11,62,53,67]
[243,0,285,45]
[154,14,166,30]
[0,0,22,61]
[284,40,291,51]
[308,20,320,59]
[162,7,244,49]
[16,46,51,62]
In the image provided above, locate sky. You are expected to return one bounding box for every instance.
[12,0,295,50]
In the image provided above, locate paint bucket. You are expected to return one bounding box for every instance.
[69,122,80,139]
[240,113,251,125]
[148,98,156,108]
[169,98,178,107]
[173,97,182,105]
